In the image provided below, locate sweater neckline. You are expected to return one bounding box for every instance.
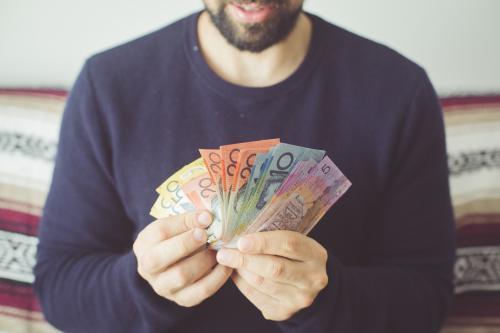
[184,11,325,102]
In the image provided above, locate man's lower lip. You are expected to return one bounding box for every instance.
[227,3,275,24]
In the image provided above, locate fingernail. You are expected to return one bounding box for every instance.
[193,228,207,242]
[197,211,212,227]
[217,249,234,265]
[238,237,253,252]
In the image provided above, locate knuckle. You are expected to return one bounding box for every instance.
[261,310,274,321]
[176,236,192,256]
[185,299,201,307]
[319,273,329,288]
[155,223,169,239]
[198,284,213,300]
[318,247,328,262]
[171,267,190,287]
[238,254,247,268]
[140,252,158,273]
[183,211,198,229]
[173,297,188,307]
[283,236,299,254]
[312,272,329,290]
[264,309,292,321]
[152,279,171,297]
[252,274,265,287]
[182,215,192,230]
[243,282,256,297]
[151,220,169,240]
[136,265,146,279]
[132,239,141,256]
[269,259,284,279]
[239,255,248,267]
[298,293,315,308]
[136,260,152,280]
[174,286,212,308]
[253,235,265,253]
[157,228,170,241]
[173,295,195,308]
[279,310,294,321]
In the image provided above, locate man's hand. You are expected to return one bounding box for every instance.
[133,211,232,307]
[216,230,328,321]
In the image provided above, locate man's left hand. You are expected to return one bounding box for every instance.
[216,230,329,321]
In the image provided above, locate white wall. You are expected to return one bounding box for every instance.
[1,0,499,95]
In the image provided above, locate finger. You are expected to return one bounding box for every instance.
[173,264,233,307]
[140,227,208,275]
[237,269,317,314]
[231,272,288,321]
[136,210,212,253]
[237,269,295,299]
[237,230,326,262]
[217,249,303,284]
[154,249,217,294]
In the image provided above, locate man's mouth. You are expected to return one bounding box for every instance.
[227,1,276,24]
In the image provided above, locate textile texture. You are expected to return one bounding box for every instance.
[441,96,500,333]
[0,89,64,333]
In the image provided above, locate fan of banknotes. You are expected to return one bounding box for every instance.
[150,139,351,248]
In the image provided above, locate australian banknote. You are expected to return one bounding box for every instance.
[151,140,351,248]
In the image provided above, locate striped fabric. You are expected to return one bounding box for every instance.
[0,89,64,333]
[442,96,500,333]
[0,89,499,332]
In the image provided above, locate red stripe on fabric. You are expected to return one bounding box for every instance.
[441,95,500,108]
[0,208,40,224]
[0,290,40,312]
[457,222,500,247]
[0,88,67,98]
[0,208,40,235]
[0,282,42,313]
[457,214,500,229]
[450,292,500,318]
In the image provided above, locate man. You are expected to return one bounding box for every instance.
[34,0,455,332]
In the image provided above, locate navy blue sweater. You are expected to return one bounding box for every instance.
[35,12,455,333]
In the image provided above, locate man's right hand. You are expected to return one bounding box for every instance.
[133,211,232,307]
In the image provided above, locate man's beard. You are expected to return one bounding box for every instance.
[205,1,303,53]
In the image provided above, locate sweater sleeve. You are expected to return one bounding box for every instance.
[277,72,456,333]
[34,60,194,332]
